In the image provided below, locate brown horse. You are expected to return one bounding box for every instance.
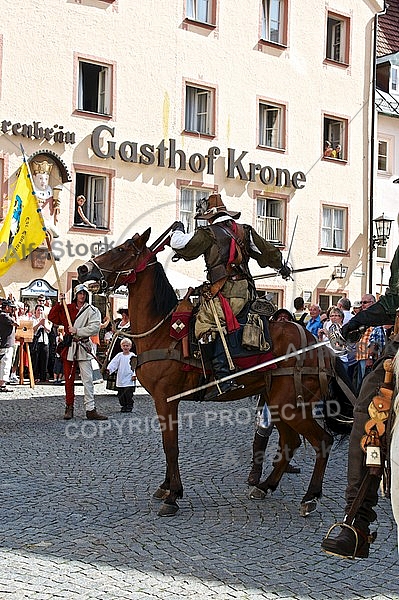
[77,228,352,517]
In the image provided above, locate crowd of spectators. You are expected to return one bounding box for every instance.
[273,295,389,395]
[0,293,136,408]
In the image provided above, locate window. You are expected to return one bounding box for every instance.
[256,288,282,307]
[377,135,393,174]
[185,84,214,135]
[186,0,215,24]
[74,171,109,230]
[179,187,210,233]
[261,0,286,45]
[378,140,388,172]
[391,66,399,94]
[78,60,112,116]
[321,206,347,251]
[256,196,284,244]
[326,13,349,64]
[259,101,285,149]
[323,115,347,160]
[319,294,343,313]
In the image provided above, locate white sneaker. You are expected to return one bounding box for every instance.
[9,374,19,384]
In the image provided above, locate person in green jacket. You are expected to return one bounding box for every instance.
[170,193,291,398]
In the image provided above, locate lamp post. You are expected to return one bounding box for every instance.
[332,263,348,280]
[370,213,393,295]
[371,213,393,250]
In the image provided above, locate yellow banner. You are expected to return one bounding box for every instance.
[0,162,46,276]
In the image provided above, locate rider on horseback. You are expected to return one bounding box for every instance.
[322,242,399,559]
[170,193,291,399]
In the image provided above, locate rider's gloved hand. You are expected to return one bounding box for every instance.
[341,322,365,343]
[279,264,291,280]
[171,221,185,233]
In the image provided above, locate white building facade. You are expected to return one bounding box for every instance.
[0,0,384,312]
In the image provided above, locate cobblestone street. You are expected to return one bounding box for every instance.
[0,382,398,599]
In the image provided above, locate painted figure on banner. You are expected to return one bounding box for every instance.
[31,160,60,239]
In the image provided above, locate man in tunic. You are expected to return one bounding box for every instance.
[48,284,107,421]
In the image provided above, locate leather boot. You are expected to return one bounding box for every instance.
[63,405,74,420]
[86,408,108,421]
[204,335,243,400]
[341,302,394,342]
[247,431,269,486]
[321,523,376,558]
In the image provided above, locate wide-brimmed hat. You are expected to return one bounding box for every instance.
[353,300,362,308]
[194,194,241,221]
[271,308,294,321]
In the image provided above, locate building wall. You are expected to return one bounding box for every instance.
[0,0,384,310]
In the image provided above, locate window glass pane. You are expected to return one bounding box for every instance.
[392,67,398,92]
[324,117,344,159]
[378,141,388,171]
[185,86,210,134]
[187,0,210,22]
[322,207,345,250]
[256,197,283,242]
[187,0,195,18]
[270,0,281,43]
[180,188,209,233]
[259,103,281,148]
[322,207,332,248]
[197,0,209,22]
[262,0,282,43]
[326,16,344,62]
[74,173,107,229]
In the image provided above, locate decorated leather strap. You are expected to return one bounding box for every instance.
[360,359,394,471]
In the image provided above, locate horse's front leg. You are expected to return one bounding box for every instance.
[154,397,183,517]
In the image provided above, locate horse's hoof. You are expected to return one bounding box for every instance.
[248,486,267,500]
[153,487,170,501]
[300,499,318,517]
[158,502,179,517]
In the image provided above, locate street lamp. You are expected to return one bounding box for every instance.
[332,263,348,280]
[371,213,393,250]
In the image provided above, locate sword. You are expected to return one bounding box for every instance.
[207,297,235,371]
[253,265,329,280]
[167,340,329,402]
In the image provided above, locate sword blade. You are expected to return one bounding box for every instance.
[167,340,329,402]
[253,265,329,280]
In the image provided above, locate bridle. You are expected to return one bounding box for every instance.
[88,236,177,339]
[88,239,157,293]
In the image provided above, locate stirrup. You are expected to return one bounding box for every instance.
[322,521,364,560]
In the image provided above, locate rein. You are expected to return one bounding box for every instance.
[91,235,177,339]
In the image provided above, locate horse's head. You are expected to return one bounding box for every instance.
[77,228,152,292]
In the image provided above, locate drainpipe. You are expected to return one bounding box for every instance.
[369,3,387,293]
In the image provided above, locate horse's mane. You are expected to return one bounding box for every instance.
[151,262,178,317]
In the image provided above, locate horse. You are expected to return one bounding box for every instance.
[77,228,353,517]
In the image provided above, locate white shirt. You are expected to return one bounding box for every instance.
[107,351,136,388]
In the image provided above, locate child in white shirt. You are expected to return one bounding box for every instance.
[106,338,137,413]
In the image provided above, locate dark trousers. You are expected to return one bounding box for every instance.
[117,386,135,410]
[345,339,399,528]
[32,342,49,381]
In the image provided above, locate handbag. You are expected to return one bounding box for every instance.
[106,371,117,391]
[242,313,270,352]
